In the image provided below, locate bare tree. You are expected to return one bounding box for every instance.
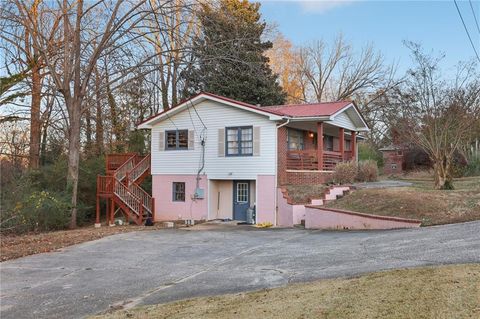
[9,0,155,227]
[393,43,480,189]
[145,0,198,109]
[1,0,49,169]
[297,34,391,103]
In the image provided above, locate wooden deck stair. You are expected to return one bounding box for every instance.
[96,154,154,226]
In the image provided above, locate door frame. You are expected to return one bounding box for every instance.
[233,180,250,221]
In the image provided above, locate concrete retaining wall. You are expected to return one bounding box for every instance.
[304,206,421,230]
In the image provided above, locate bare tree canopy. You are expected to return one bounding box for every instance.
[297,34,394,103]
[391,42,480,189]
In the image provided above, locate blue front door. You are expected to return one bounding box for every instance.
[233,181,250,221]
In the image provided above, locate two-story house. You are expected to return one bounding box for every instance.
[132,92,369,226]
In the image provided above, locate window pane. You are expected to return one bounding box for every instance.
[288,129,304,150]
[178,130,188,149]
[173,182,185,202]
[166,131,177,149]
[236,183,248,203]
[241,128,252,141]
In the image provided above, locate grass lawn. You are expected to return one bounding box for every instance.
[92,264,480,319]
[0,224,167,262]
[326,176,480,226]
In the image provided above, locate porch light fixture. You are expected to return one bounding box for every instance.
[309,132,314,138]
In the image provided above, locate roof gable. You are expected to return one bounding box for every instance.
[138,92,283,128]
[137,92,369,131]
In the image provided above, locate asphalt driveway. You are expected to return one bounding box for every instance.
[1,221,480,319]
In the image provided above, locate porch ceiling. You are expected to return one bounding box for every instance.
[285,122,351,137]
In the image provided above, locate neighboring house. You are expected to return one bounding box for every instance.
[135,92,369,226]
[379,145,406,175]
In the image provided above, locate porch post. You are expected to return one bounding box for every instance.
[95,197,100,227]
[317,122,324,170]
[339,128,345,161]
[351,131,357,162]
[110,198,115,225]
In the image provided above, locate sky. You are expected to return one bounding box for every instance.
[259,0,480,75]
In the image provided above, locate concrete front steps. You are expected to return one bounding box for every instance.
[277,185,353,227]
[278,185,421,230]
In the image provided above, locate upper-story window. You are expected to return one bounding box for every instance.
[166,130,188,150]
[287,129,304,150]
[226,126,253,156]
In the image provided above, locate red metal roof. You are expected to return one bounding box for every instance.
[263,101,351,117]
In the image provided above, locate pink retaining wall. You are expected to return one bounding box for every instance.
[277,188,293,227]
[305,206,421,230]
[256,175,276,224]
[152,174,208,221]
[277,188,306,227]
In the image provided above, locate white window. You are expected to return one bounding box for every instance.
[226,127,253,156]
[236,182,249,203]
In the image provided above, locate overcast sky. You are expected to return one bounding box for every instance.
[259,0,480,76]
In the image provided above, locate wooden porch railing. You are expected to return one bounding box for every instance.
[286,149,354,171]
[97,175,114,195]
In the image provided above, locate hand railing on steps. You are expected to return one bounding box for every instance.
[127,154,150,185]
[129,183,153,216]
[114,154,136,182]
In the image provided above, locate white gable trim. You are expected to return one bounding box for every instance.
[330,103,369,131]
[138,94,283,129]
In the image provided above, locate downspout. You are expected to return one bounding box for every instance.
[277,118,290,129]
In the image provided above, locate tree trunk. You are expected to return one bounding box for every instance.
[94,66,104,155]
[40,116,48,165]
[433,157,453,190]
[29,63,42,169]
[85,104,92,155]
[67,100,82,229]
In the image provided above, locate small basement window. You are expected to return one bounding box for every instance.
[172,182,185,202]
[166,130,188,150]
[391,163,397,170]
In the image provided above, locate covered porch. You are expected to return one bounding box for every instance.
[283,121,357,172]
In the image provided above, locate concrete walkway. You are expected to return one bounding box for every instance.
[1,221,479,319]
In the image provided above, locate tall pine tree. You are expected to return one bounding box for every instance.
[182,0,286,106]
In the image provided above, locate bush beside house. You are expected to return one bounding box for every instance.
[332,160,379,185]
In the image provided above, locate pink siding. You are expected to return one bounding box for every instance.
[256,175,276,224]
[152,174,208,221]
[305,206,421,230]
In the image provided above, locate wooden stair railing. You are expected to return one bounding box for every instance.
[129,183,153,217]
[127,154,150,186]
[113,177,144,224]
[97,153,154,226]
[114,154,137,182]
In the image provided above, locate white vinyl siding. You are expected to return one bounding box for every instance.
[150,100,277,179]
[330,112,356,131]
